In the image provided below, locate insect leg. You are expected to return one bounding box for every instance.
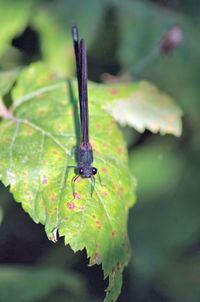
[91,175,96,196]
[97,170,104,186]
[73,175,80,197]
[63,165,79,189]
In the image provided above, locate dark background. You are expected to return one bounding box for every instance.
[0,0,200,301]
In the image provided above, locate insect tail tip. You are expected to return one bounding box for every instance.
[72,24,79,42]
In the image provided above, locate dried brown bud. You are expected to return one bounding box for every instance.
[159,25,183,55]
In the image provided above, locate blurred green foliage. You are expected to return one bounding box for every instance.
[0,0,199,301]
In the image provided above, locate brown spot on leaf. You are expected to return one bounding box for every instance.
[117,146,123,155]
[151,123,159,132]
[77,177,82,183]
[167,114,174,121]
[38,110,46,115]
[96,220,100,225]
[117,262,121,270]
[166,125,173,132]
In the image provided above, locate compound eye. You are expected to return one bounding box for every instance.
[79,168,84,175]
[92,167,97,175]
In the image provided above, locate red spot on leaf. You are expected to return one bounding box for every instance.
[96,124,101,129]
[75,194,82,200]
[69,111,74,116]
[24,191,30,196]
[26,129,32,135]
[43,176,48,184]
[96,151,101,156]
[96,220,100,225]
[58,157,63,161]
[53,150,58,155]
[23,182,27,187]
[42,160,46,165]
[54,207,58,211]
[94,253,100,261]
[103,191,108,196]
[77,177,82,183]
[67,202,76,210]
[108,88,119,95]
[96,244,99,248]
[103,142,108,147]
[92,215,96,219]
[57,125,62,130]
[64,217,68,221]
[78,205,84,210]
[112,230,117,237]
[102,167,107,173]
[50,194,55,201]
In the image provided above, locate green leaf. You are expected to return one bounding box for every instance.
[87,80,183,136]
[0,68,21,96]
[0,266,87,302]
[0,0,33,56]
[31,0,103,75]
[0,63,136,302]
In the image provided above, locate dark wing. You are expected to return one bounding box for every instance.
[72,24,82,126]
[79,38,89,144]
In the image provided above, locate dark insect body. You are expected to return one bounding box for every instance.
[68,24,99,196]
